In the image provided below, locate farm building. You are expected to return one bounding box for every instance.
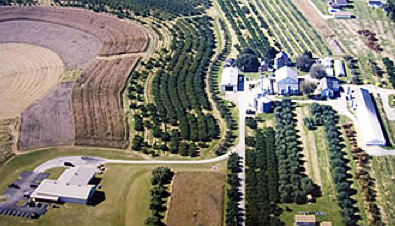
[224,58,236,67]
[253,94,272,113]
[356,88,386,146]
[274,52,290,69]
[275,66,299,95]
[368,0,383,8]
[320,222,333,226]
[320,77,340,98]
[334,60,346,77]
[221,67,239,92]
[329,0,348,7]
[31,166,99,204]
[294,214,316,226]
[260,60,269,72]
[334,11,353,19]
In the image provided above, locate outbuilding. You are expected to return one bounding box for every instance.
[320,77,340,98]
[334,60,346,77]
[356,88,386,146]
[334,11,353,19]
[221,67,239,92]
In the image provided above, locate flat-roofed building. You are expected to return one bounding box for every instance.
[31,166,98,204]
[294,214,316,226]
[356,88,386,146]
[221,67,239,92]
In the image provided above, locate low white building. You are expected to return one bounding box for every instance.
[334,60,346,77]
[31,166,99,204]
[356,88,386,146]
[275,66,299,95]
[221,67,239,92]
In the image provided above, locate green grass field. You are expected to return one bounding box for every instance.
[0,148,226,226]
[44,167,65,180]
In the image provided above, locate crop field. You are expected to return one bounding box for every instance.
[72,57,139,148]
[0,43,65,119]
[18,83,74,151]
[0,20,101,69]
[0,6,148,56]
[166,172,225,226]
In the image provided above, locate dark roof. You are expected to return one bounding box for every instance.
[368,1,382,5]
[321,77,339,90]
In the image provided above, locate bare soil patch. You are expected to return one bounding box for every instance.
[0,20,101,69]
[72,57,139,148]
[18,82,74,151]
[166,172,225,226]
[0,6,148,56]
[0,43,65,119]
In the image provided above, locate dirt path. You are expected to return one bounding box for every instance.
[296,107,322,186]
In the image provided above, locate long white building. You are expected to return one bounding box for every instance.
[356,88,386,146]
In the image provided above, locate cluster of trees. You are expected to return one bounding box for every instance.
[296,51,315,72]
[56,0,210,19]
[245,127,283,226]
[384,0,395,22]
[274,100,319,203]
[236,48,260,72]
[344,57,361,84]
[145,167,174,226]
[383,57,395,87]
[217,0,277,62]
[208,19,237,156]
[225,153,243,226]
[308,103,359,226]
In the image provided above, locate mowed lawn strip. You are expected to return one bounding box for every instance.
[166,172,225,226]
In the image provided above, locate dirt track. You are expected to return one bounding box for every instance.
[18,83,74,150]
[166,172,224,226]
[0,43,65,119]
[72,58,139,148]
[0,20,101,69]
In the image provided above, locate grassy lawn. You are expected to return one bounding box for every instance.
[0,150,227,226]
[389,94,395,108]
[311,0,330,16]
[44,167,65,180]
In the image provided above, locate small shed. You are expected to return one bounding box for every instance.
[368,0,383,8]
[224,58,236,67]
[334,11,353,19]
[294,214,316,226]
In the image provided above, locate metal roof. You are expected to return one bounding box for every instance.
[356,88,386,146]
[275,66,298,83]
[221,67,239,87]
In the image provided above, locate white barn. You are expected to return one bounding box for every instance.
[334,60,346,77]
[356,88,386,146]
[31,166,98,204]
[221,67,238,92]
[275,66,299,95]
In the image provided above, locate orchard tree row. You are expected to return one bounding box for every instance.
[245,127,283,226]
[217,0,277,62]
[308,103,359,226]
[145,167,174,226]
[225,153,243,226]
[273,100,319,203]
[208,19,238,156]
[56,0,210,19]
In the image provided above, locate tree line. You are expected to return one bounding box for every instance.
[225,153,243,226]
[307,103,359,226]
[145,167,174,226]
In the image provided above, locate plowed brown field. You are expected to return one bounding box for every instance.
[0,6,148,56]
[18,82,74,150]
[166,172,225,226]
[72,57,139,148]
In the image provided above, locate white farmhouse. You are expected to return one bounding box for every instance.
[275,66,299,95]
